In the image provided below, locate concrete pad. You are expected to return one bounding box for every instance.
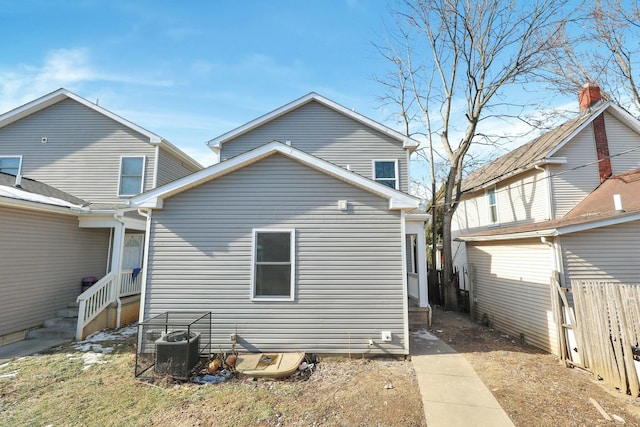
[0,338,70,362]
[411,334,515,427]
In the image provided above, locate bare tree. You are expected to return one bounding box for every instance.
[545,0,640,114]
[379,0,570,310]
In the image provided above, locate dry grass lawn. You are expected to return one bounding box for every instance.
[0,336,426,426]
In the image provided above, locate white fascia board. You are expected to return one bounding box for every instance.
[546,103,610,158]
[0,88,164,144]
[0,195,83,216]
[405,213,432,222]
[455,228,558,242]
[130,141,419,211]
[464,160,561,194]
[606,103,640,135]
[206,92,419,151]
[556,212,640,235]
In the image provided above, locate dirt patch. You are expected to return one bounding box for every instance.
[427,307,640,426]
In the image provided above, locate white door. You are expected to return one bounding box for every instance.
[123,234,144,270]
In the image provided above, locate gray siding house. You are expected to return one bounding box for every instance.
[131,94,429,355]
[0,89,201,345]
[451,84,640,355]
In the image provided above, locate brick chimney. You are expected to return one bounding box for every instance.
[579,83,612,181]
[579,82,602,113]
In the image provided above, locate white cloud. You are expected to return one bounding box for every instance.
[0,48,174,113]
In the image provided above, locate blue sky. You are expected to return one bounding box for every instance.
[1,0,593,195]
[0,1,398,167]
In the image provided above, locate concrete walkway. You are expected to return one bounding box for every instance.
[411,331,515,427]
[0,338,70,363]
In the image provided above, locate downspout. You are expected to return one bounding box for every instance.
[137,208,153,324]
[105,228,113,274]
[534,164,553,220]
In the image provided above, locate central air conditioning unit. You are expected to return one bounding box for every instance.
[154,330,201,379]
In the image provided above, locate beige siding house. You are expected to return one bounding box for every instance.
[0,89,201,345]
[452,85,640,355]
[131,94,430,355]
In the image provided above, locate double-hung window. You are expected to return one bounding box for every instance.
[487,187,498,224]
[252,229,295,301]
[119,156,145,196]
[373,160,399,189]
[0,156,22,176]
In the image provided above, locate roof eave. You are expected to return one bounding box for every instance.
[206,92,420,151]
[131,141,420,211]
[0,88,165,145]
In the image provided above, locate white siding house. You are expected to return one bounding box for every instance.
[132,94,429,356]
[452,86,640,355]
[0,89,201,344]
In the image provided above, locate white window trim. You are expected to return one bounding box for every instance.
[118,155,146,197]
[0,155,23,176]
[251,228,295,302]
[486,186,498,225]
[372,159,399,190]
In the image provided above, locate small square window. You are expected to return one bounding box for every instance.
[373,160,398,189]
[0,156,22,176]
[119,156,145,196]
[252,230,295,300]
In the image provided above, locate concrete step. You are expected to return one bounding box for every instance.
[43,317,77,329]
[67,300,79,309]
[26,327,75,340]
[56,308,78,318]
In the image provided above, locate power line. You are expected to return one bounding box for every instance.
[432,143,640,209]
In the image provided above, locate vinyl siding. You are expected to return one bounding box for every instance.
[156,147,200,186]
[467,240,558,354]
[144,154,406,354]
[452,169,548,235]
[0,205,110,337]
[550,125,600,217]
[220,101,410,192]
[561,221,640,285]
[605,112,640,174]
[0,98,156,204]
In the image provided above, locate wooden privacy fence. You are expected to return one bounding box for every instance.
[553,275,640,397]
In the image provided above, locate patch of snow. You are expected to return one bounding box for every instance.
[411,330,439,341]
[72,343,114,354]
[0,370,18,378]
[67,351,109,370]
[81,324,137,343]
[0,362,10,369]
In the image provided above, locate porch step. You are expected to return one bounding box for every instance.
[56,308,78,318]
[67,300,79,309]
[44,317,77,329]
[26,325,75,340]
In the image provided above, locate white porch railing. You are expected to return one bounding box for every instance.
[120,269,143,296]
[75,269,143,340]
[75,271,117,340]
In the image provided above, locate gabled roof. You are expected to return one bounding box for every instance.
[0,88,202,171]
[206,92,420,152]
[456,169,640,241]
[461,102,640,193]
[130,140,419,211]
[0,172,88,212]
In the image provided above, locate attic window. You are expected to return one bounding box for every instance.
[252,229,295,301]
[373,160,399,189]
[0,156,22,176]
[487,187,498,224]
[119,156,145,196]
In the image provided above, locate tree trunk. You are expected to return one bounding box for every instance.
[442,203,458,311]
